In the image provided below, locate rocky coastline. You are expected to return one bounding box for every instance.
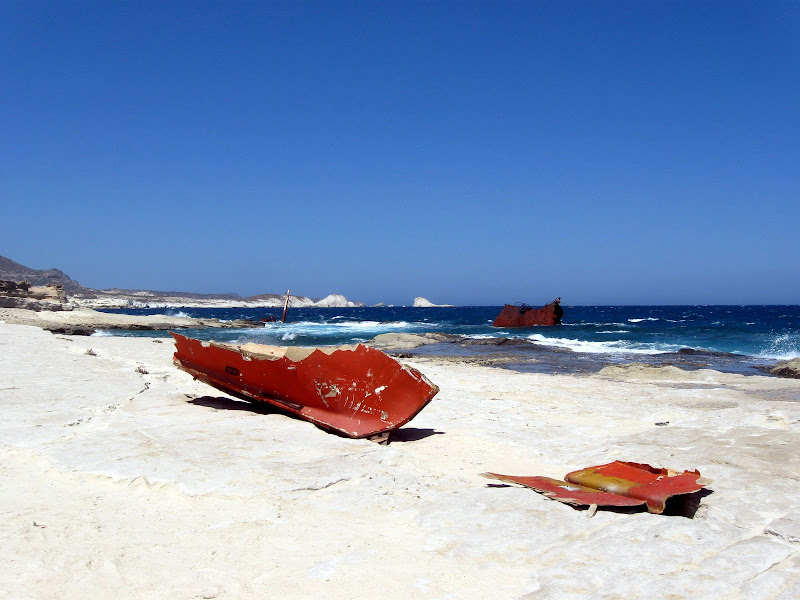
[0,255,366,311]
[0,307,262,336]
[68,290,365,310]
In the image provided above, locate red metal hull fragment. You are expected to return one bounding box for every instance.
[492,300,563,327]
[482,461,707,514]
[171,332,439,439]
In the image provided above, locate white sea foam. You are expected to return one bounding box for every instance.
[564,322,628,327]
[628,317,659,323]
[269,320,429,331]
[757,332,800,360]
[90,330,113,337]
[252,319,439,343]
[527,333,676,355]
[166,310,191,318]
[596,330,630,334]
[329,320,416,329]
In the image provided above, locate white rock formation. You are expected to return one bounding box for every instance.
[412,296,452,307]
[70,291,364,309]
[312,294,362,308]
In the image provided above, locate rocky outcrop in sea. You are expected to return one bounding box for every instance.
[412,296,452,307]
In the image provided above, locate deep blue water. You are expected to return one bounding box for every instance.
[97,305,800,366]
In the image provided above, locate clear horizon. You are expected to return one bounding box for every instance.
[2,2,798,306]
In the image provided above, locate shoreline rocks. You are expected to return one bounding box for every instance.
[768,358,800,379]
[0,307,261,335]
[368,332,466,350]
[0,279,72,312]
[69,290,365,309]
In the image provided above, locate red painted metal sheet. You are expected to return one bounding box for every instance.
[171,332,439,439]
[492,300,563,327]
[482,474,646,508]
[483,461,707,514]
[564,461,705,514]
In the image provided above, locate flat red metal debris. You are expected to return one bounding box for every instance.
[483,461,708,514]
[171,332,439,439]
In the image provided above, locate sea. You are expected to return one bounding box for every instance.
[95,305,800,377]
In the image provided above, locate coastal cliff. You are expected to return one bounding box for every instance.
[0,255,364,309]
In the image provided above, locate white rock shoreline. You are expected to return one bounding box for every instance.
[70,291,364,309]
[1,319,799,599]
[0,307,261,333]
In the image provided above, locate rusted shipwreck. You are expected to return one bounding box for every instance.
[171,332,439,439]
[492,298,563,327]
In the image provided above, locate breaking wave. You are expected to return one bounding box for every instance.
[166,310,191,318]
[757,332,800,360]
[240,318,445,346]
[262,319,438,335]
[94,305,800,362]
[564,322,628,327]
[527,333,678,355]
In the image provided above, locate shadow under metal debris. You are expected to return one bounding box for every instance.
[388,428,445,443]
[483,485,713,518]
[661,488,714,518]
[186,396,444,443]
[187,395,283,415]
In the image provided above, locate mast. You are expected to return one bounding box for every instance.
[281,289,290,323]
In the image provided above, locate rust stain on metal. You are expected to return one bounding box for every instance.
[492,298,563,328]
[482,461,709,514]
[171,332,439,439]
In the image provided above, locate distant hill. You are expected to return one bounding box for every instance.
[0,255,364,307]
[0,255,88,292]
[101,288,242,300]
[0,255,241,298]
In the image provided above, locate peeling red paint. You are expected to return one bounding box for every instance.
[483,461,708,514]
[171,332,439,439]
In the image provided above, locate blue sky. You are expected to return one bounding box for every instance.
[2,1,798,305]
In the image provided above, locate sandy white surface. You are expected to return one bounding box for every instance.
[1,321,799,599]
[0,307,243,331]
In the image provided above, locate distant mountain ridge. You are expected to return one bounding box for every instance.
[0,255,88,292]
[0,255,364,308]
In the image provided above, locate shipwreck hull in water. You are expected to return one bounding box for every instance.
[171,332,439,439]
[492,300,563,328]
